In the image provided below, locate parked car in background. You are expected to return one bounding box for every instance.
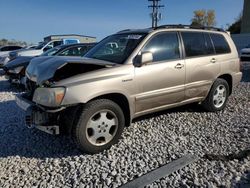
[0,45,22,56]
[240,44,250,61]
[8,38,81,61]
[0,45,23,67]
[16,25,242,154]
[3,43,95,86]
[24,45,38,50]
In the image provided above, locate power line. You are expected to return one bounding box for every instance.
[148,0,164,28]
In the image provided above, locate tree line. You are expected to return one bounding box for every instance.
[190,9,242,34]
[0,38,28,47]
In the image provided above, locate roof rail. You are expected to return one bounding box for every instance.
[155,24,225,32]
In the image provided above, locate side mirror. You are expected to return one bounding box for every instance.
[43,46,52,52]
[134,52,153,67]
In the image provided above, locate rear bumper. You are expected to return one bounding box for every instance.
[232,72,243,86]
[15,94,60,135]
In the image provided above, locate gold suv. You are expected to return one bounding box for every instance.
[16,25,242,153]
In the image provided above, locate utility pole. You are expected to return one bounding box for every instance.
[148,0,164,28]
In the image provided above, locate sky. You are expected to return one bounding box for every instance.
[0,0,244,44]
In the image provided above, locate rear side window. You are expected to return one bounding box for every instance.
[142,32,180,62]
[8,46,22,51]
[210,33,231,54]
[182,32,214,57]
[58,46,83,56]
[52,41,63,47]
[1,46,11,51]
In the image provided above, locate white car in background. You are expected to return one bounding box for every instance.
[240,44,250,61]
[0,45,23,67]
[8,39,80,61]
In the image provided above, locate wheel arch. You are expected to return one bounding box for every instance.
[217,74,233,95]
[89,93,132,127]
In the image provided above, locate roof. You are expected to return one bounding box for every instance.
[117,28,153,34]
[44,34,96,39]
[57,42,97,49]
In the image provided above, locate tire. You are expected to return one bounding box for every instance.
[72,99,125,154]
[201,78,229,112]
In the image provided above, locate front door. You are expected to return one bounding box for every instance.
[134,32,185,114]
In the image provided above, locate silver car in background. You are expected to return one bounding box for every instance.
[0,45,23,67]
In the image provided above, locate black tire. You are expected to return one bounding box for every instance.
[72,99,125,154]
[201,78,229,112]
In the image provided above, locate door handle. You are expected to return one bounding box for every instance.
[175,63,184,69]
[210,58,217,63]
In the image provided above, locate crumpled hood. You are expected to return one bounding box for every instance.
[26,56,114,85]
[5,56,34,70]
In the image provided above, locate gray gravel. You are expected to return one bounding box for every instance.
[0,74,249,188]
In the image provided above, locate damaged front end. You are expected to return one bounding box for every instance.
[16,56,111,135]
[16,94,61,135]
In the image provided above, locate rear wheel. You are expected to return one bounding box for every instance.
[201,78,229,112]
[72,99,125,154]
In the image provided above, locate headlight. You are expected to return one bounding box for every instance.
[8,66,24,74]
[0,55,8,65]
[33,87,66,107]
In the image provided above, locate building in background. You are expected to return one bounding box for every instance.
[241,0,250,33]
[44,34,96,43]
[232,0,250,52]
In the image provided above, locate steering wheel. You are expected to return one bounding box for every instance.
[104,47,114,55]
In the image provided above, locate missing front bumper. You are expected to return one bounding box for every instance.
[15,94,60,135]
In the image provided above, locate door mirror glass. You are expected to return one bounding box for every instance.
[134,52,153,67]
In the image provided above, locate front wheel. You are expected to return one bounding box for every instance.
[72,99,125,154]
[201,78,229,112]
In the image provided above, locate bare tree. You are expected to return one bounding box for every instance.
[191,9,216,27]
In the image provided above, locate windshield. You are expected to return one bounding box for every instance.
[41,46,61,56]
[35,42,46,50]
[84,33,146,64]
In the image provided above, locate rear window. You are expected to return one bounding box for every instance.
[181,32,214,57]
[210,33,231,54]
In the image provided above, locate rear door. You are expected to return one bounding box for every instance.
[181,31,220,100]
[134,32,185,113]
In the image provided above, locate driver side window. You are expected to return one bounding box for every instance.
[142,32,180,63]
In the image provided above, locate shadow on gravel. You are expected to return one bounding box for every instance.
[0,100,82,159]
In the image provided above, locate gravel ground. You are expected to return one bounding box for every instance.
[0,73,249,188]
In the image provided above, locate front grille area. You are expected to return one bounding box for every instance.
[242,52,250,55]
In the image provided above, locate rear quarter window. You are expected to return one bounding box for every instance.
[181,32,214,58]
[210,33,231,54]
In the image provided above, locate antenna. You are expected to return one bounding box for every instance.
[148,0,164,28]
